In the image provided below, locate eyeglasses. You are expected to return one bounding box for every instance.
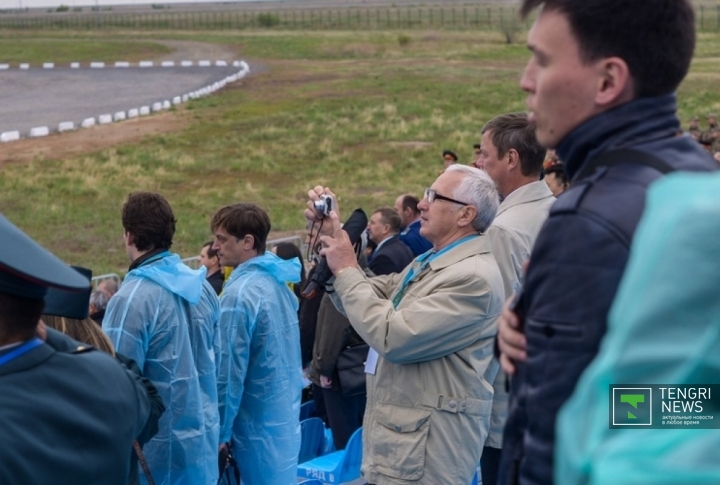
[423,188,470,206]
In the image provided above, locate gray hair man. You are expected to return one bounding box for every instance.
[306,164,505,484]
[474,112,555,485]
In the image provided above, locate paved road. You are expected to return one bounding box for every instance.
[0,65,242,136]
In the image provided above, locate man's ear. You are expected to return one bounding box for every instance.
[124,231,134,247]
[457,205,478,228]
[506,148,520,170]
[595,56,634,107]
[242,235,255,251]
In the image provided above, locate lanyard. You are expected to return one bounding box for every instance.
[391,234,478,308]
[0,338,43,367]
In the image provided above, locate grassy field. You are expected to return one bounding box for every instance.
[1,28,720,275]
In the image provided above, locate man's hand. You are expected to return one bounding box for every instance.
[497,298,527,375]
[304,186,340,239]
[320,375,332,388]
[319,211,359,275]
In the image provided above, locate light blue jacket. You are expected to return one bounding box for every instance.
[556,173,720,485]
[104,252,220,485]
[217,252,303,485]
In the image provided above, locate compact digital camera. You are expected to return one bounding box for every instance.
[314,195,333,217]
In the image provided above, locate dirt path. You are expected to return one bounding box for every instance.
[0,40,248,167]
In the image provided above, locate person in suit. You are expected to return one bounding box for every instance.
[366,207,414,276]
[395,194,432,257]
[199,241,224,295]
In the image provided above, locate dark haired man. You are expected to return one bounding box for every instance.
[366,207,414,276]
[199,241,223,295]
[442,149,458,169]
[394,194,432,257]
[103,192,220,485]
[211,203,303,485]
[475,112,555,485]
[0,213,151,485]
[497,1,718,484]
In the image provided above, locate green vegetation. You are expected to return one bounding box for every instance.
[0,36,172,63]
[1,29,719,275]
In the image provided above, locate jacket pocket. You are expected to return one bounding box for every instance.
[372,404,432,480]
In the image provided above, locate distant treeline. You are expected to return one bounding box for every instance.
[2,5,719,31]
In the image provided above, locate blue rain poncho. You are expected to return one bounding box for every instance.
[217,252,304,485]
[556,172,720,485]
[103,252,220,485]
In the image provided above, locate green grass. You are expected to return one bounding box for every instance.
[1,29,720,275]
[0,36,172,63]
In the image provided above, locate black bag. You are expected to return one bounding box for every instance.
[336,343,370,397]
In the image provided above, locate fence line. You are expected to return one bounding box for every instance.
[0,6,524,30]
[3,5,719,32]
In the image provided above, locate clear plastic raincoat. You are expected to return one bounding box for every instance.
[217,252,303,485]
[104,252,220,485]
[556,173,720,485]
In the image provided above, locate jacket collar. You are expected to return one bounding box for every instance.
[497,180,553,217]
[428,234,491,272]
[557,94,680,180]
[0,340,53,376]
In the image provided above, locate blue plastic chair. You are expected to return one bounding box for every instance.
[300,400,316,421]
[322,426,335,455]
[297,427,363,484]
[299,417,326,464]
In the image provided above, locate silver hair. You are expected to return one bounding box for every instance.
[445,164,499,232]
[89,290,109,311]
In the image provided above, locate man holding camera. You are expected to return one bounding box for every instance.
[306,164,504,484]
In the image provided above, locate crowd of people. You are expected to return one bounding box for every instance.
[2,1,720,485]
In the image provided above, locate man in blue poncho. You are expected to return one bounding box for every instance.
[212,203,303,485]
[103,192,220,485]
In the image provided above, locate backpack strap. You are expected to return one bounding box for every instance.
[574,148,675,182]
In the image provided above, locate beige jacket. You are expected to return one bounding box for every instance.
[331,235,504,484]
[485,180,555,448]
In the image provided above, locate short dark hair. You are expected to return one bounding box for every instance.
[482,112,546,177]
[520,0,695,98]
[442,150,458,161]
[400,195,420,216]
[122,192,176,252]
[211,203,271,254]
[544,162,569,186]
[374,207,402,235]
[202,241,218,259]
[0,292,45,340]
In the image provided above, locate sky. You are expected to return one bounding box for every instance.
[1,0,280,10]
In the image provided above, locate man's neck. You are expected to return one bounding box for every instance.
[501,176,538,199]
[128,248,166,271]
[431,228,478,252]
[0,328,35,348]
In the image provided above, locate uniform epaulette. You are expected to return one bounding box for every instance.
[71,345,96,354]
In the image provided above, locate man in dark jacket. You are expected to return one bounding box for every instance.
[496,1,718,484]
[0,213,151,485]
[366,207,414,276]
